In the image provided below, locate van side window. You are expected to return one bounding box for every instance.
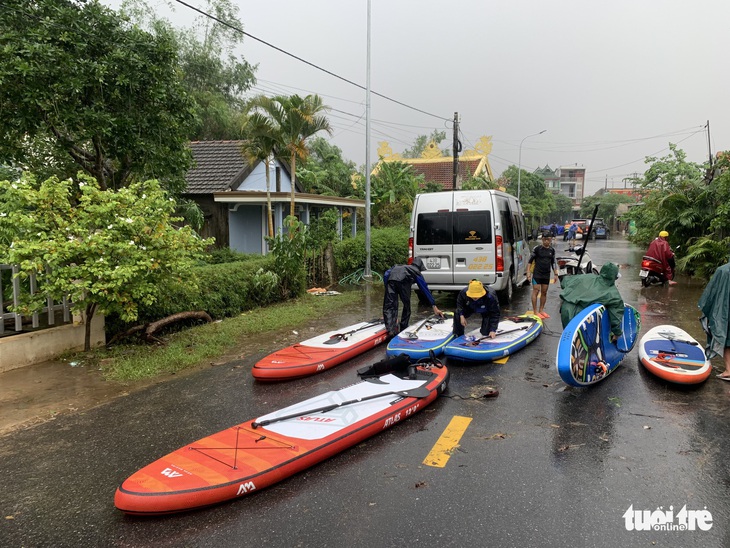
[500,210,514,243]
[513,213,523,240]
[453,211,492,244]
[416,212,452,245]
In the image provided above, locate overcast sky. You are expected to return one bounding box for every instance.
[105,0,729,195]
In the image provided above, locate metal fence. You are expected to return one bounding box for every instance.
[0,264,71,335]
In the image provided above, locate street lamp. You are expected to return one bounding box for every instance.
[517,129,547,201]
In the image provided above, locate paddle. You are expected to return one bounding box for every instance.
[460,324,529,346]
[405,315,438,340]
[323,319,383,345]
[250,386,432,429]
[576,204,599,272]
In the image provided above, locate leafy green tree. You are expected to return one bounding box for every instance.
[422,181,444,194]
[621,145,730,278]
[625,145,708,247]
[241,112,281,238]
[121,0,257,140]
[297,138,360,198]
[266,216,307,298]
[642,144,705,192]
[0,174,212,350]
[402,130,448,159]
[550,193,575,224]
[247,94,332,217]
[0,0,196,193]
[501,166,552,222]
[371,161,423,227]
[579,191,635,230]
[461,174,498,191]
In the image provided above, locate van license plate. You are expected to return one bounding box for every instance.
[426,258,441,269]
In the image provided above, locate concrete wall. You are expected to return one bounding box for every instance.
[0,314,105,373]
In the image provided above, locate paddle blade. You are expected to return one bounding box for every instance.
[397,386,431,398]
[322,335,344,345]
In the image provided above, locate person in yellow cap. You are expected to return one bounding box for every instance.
[645,230,676,285]
[453,280,500,338]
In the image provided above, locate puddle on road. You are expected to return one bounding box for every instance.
[0,286,384,435]
[0,359,142,435]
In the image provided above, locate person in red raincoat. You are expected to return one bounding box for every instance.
[645,230,676,283]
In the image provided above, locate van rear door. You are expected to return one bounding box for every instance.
[412,193,454,286]
[452,191,495,287]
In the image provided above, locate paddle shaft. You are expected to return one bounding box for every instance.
[406,315,438,339]
[576,204,599,272]
[251,386,431,429]
[324,319,383,344]
[463,324,529,345]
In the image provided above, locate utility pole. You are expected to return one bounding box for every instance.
[452,112,460,189]
[363,0,372,279]
[706,120,713,166]
[604,174,607,191]
[705,119,714,184]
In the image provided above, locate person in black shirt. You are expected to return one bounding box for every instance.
[526,233,559,319]
[453,280,500,338]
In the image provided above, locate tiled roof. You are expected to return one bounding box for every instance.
[185,141,253,194]
[409,157,484,190]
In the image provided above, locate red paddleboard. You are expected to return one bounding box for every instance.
[114,356,449,515]
[252,319,387,381]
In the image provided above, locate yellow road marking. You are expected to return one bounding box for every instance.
[493,356,509,364]
[423,415,472,468]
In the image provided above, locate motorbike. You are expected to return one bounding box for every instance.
[640,255,669,286]
[556,244,598,281]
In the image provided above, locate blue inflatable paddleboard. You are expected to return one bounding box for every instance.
[386,314,454,359]
[443,315,543,362]
[556,303,640,387]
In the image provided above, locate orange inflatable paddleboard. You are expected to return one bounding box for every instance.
[252,319,387,381]
[115,356,449,515]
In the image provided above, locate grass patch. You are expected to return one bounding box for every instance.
[68,290,365,382]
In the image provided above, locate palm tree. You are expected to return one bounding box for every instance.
[247,94,332,218]
[240,112,280,238]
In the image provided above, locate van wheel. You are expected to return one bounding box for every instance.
[497,277,513,304]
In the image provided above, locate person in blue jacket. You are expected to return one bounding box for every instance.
[567,222,578,251]
[383,257,444,338]
[453,280,500,338]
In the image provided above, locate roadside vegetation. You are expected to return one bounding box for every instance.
[70,289,363,382]
[622,145,730,280]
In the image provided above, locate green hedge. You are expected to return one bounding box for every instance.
[106,226,409,337]
[333,226,409,277]
[105,255,285,335]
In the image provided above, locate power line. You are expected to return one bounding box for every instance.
[171,0,450,122]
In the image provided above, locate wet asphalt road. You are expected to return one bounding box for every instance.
[2,236,730,547]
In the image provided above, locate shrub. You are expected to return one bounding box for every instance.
[105,255,278,335]
[333,226,409,277]
[201,247,258,265]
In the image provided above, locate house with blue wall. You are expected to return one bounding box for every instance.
[184,141,366,253]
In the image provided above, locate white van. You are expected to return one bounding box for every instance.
[409,190,530,303]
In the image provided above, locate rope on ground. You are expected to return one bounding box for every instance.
[338,268,383,285]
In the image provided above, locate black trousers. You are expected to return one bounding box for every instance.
[383,280,412,335]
